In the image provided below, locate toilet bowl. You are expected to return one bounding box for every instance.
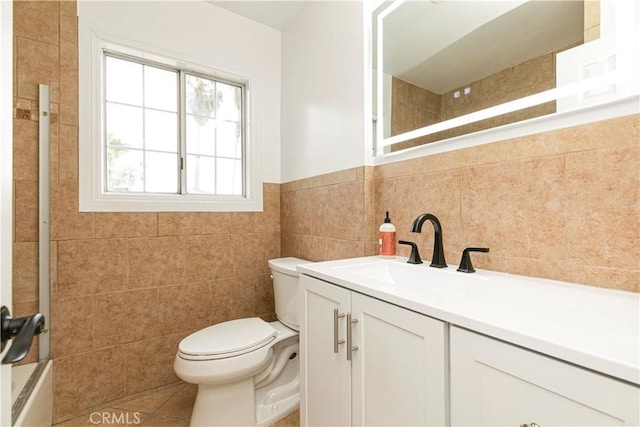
[174,257,310,427]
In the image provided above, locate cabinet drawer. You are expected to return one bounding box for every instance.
[450,326,640,426]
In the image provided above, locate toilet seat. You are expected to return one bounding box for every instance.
[178,317,277,361]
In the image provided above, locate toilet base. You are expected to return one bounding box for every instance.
[190,379,255,427]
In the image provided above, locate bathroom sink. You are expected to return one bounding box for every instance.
[329,257,473,293]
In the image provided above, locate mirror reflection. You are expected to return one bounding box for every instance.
[376,0,590,153]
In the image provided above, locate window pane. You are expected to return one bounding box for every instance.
[186,74,215,119]
[216,82,241,122]
[102,54,246,199]
[145,152,178,193]
[107,148,143,192]
[186,155,215,194]
[186,115,215,156]
[145,110,178,153]
[144,65,177,112]
[106,103,143,149]
[216,158,242,195]
[105,56,143,106]
[216,121,241,159]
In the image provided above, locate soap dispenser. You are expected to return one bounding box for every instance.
[379,211,396,258]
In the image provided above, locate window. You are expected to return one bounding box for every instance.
[78,31,263,212]
[104,53,244,197]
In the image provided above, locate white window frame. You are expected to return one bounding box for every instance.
[79,25,262,212]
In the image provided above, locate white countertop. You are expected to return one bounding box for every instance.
[298,256,640,385]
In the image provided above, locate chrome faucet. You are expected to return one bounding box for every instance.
[410,213,447,268]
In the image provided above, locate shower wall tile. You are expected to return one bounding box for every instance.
[186,235,235,282]
[12,242,39,303]
[157,283,212,334]
[16,36,59,102]
[209,276,255,324]
[51,181,94,240]
[158,212,229,236]
[54,346,127,421]
[13,118,39,181]
[94,288,160,348]
[50,241,58,297]
[13,0,59,45]
[14,179,39,242]
[254,274,275,317]
[254,189,281,234]
[50,122,60,183]
[124,333,183,395]
[51,296,93,358]
[59,0,78,126]
[128,236,186,288]
[94,212,158,238]
[231,213,259,234]
[58,124,78,183]
[231,233,280,276]
[57,238,128,298]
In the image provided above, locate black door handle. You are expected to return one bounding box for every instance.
[1,306,46,364]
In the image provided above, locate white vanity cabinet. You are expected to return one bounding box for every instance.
[299,274,447,427]
[450,326,640,427]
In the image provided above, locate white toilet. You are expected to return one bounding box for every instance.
[174,257,310,427]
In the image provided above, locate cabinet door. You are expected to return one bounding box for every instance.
[450,326,640,426]
[351,293,447,426]
[300,275,351,427]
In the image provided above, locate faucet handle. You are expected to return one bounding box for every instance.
[398,240,423,264]
[457,247,489,273]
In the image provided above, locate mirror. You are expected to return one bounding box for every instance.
[373,0,640,155]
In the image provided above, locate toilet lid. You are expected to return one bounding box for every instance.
[178,317,277,360]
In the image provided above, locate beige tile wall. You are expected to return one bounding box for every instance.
[13,1,281,423]
[283,114,640,292]
[281,167,375,261]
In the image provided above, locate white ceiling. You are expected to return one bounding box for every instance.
[207,1,306,31]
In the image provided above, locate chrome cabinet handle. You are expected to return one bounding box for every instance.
[333,308,345,353]
[346,313,358,361]
[519,423,540,427]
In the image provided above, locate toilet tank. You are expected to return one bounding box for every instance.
[268,257,311,331]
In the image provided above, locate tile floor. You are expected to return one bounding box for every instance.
[54,381,300,427]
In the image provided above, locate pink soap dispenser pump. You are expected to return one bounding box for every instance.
[379,211,396,258]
